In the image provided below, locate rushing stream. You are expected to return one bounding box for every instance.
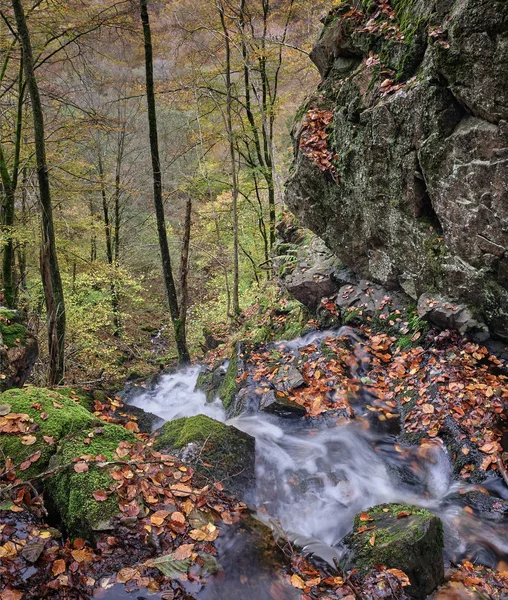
[119,331,508,598]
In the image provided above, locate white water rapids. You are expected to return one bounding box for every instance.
[128,346,508,572]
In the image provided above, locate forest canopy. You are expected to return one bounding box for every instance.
[0,0,330,384]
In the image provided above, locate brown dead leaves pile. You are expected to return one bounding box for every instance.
[299,109,339,183]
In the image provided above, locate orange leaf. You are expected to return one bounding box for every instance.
[359,512,373,522]
[92,490,108,502]
[174,543,194,560]
[150,510,170,526]
[369,533,376,546]
[124,421,140,433]
[21,435,37,446]
[117,567,138,583]
[290,574,306,590]
[73,462,88,473]
[71,548,94,563]
[52,559,66,576]
[170,511,186,524]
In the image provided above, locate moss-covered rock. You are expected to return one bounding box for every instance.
[217,344,245,416]
[1,323,27,348]
[341,503,444,599]
[195,365,227,403]
[153,415,255,500]
[56,387,95,413]
[47,423,137,539]
[0,387,96,478]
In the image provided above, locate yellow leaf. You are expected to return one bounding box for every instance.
[290,574,306,589]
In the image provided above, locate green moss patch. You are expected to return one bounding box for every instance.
[56,387,95,413]
[1,323,27,348]
[0,387,95,478]
[48,423,137,539]
[218,346,241,413]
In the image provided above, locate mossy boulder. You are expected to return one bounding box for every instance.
[195,365,227,403]
[0,387,96,478]
[47,423,138,539]
[340,503,444,599]
[217,344,246,416]
[56,387,95,413]
[153,415,255,500]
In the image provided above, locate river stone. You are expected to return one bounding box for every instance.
[274,365,305,393]
[417,293,490,341]
[152,414,255,500]
[340,503,444,599]
[259,390,306,418]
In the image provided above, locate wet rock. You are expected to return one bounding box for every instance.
[195,362,228,403]
[115,403,164,433]
[274,365,305,393]
[417,294,490,341]
[153,414,255,500]
[340,503,444,599]
[285,1,508,341]
[259,390,306,418]
[0,308,38,392]
[217,343,246,417]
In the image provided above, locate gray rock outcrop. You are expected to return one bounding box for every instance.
[285,0,508,341]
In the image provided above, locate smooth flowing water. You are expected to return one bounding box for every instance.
[121,332,508,598]
[130,372,508,566]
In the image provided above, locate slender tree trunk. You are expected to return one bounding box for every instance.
[179,198,191,337]
[0,163,16,309]
[97,152,121,335]
[193,91,232,318]
[11,0,66,384]
[17,167,27,293]
[0,60,24,309]
[140,0,190,364]
[219,4,240,315]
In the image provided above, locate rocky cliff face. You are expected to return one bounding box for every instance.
[285,0,508,341]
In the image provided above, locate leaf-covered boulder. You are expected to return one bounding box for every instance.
[0,387,96,478]
[0,309,38,392]
[153,414,255,500]
[47,423,138,539]
[340,504,444,599]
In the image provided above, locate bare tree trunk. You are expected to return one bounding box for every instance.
[0,59,24,309]
[11,0,66,384]
[140,0,190,364]
[219,3,240,316]
[179,198,192,336]
[97,151,121,335]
